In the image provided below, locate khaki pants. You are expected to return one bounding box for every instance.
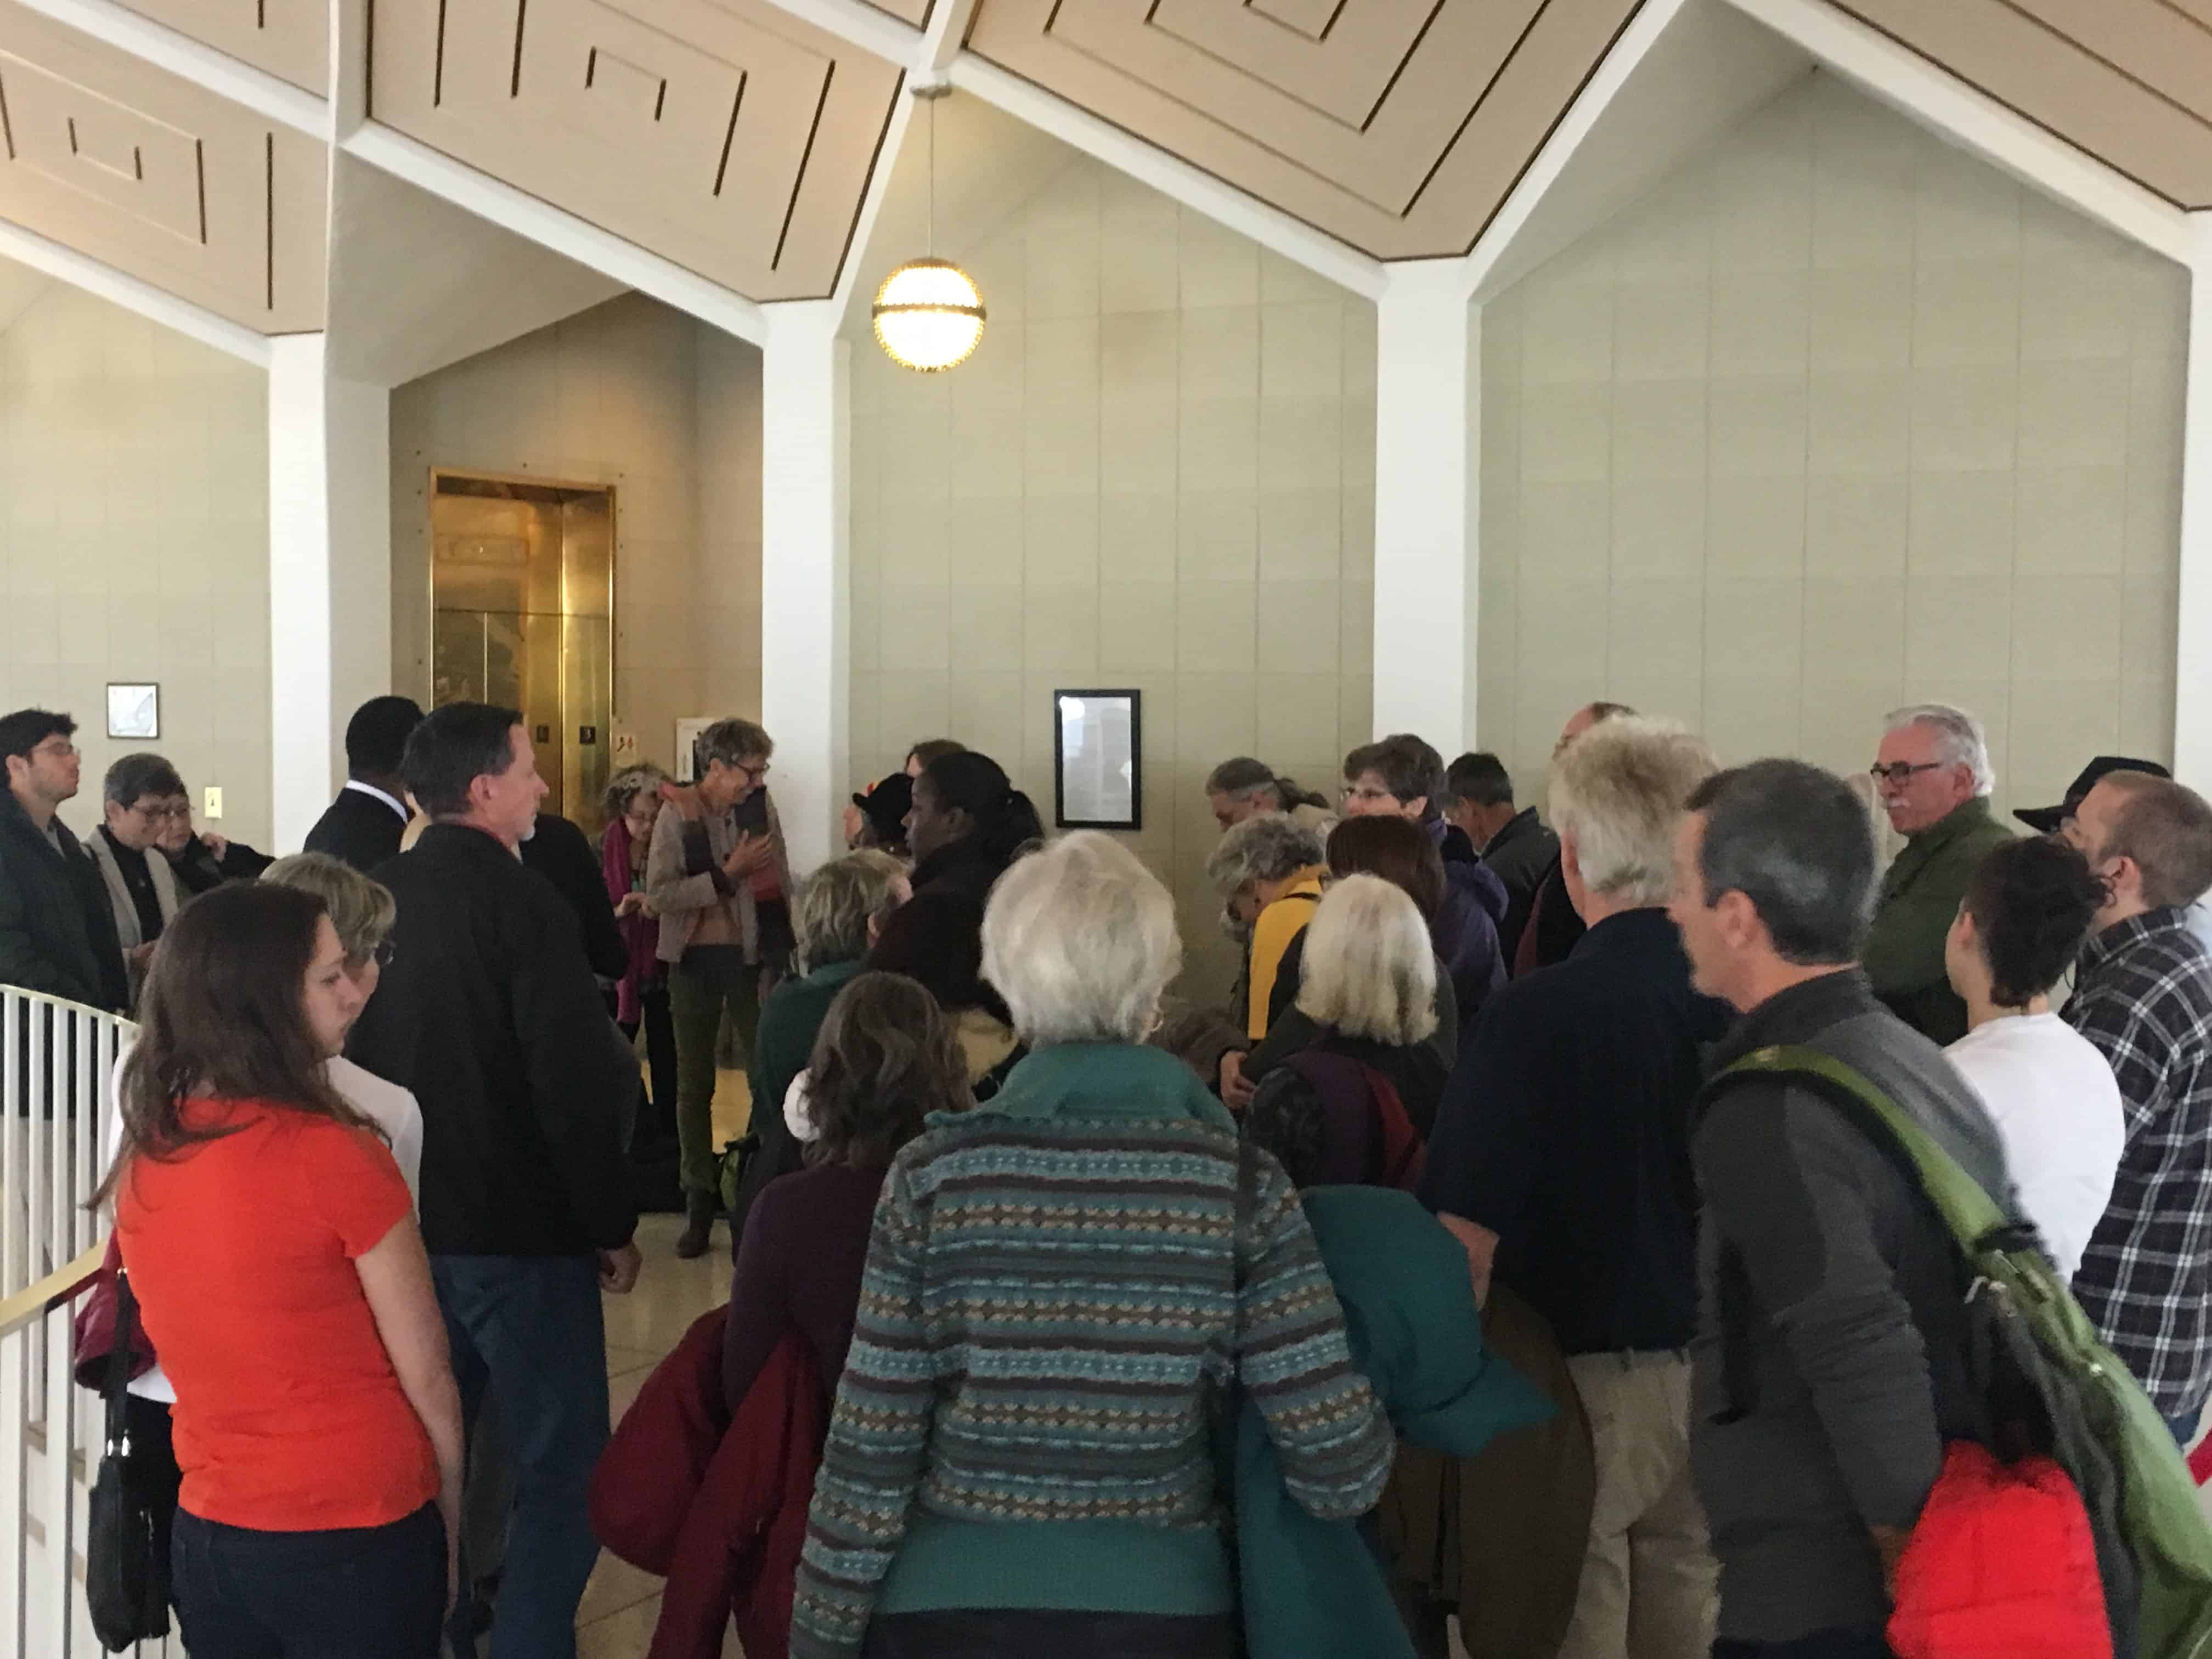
[1557,1351,1717,1659]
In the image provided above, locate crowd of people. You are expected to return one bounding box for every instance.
[5,682,2211,1659]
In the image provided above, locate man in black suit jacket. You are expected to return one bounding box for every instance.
[346,702,637,1654]
[303,695,422,870]
[520,810,627,983]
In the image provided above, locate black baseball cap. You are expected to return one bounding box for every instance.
[2015,756,2172,833]
[853,772,913,843]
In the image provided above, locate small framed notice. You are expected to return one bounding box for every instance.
[1053,689,1142,831]
[106,684,159,741]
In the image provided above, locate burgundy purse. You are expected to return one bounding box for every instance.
[71,1234,156,1391]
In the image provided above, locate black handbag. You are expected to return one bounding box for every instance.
[85,1267,169,1651]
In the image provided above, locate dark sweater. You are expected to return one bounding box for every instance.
[729,957,866,1245]
[724,1160,885,1415]
[909,837,1008,904]
[1691,969,2014,1644]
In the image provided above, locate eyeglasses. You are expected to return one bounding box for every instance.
[362,941,397,969]
[33,740,78,760]
[1869,762,1946,787]
[737,760,771,783]
[1340,786,1397,805]
[135,802,191,821]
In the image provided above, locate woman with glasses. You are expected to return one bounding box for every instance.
[86,753,191,1008]
[154,783,275,896]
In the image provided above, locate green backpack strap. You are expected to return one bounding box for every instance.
[1714,1045,2013,1253]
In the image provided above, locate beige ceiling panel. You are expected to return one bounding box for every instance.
[1997,0,2212,126]
[1248,0,1348,39]
[368,0,901,300]
[864,0,933,24]
[1037,0,1549,208]
[1143,0,1444,125]
[111,0,330,94]
[1837,0,2212,205]
[968,0,1639,258]
[0,1,326,330]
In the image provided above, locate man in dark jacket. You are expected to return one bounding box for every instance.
[521,810,628,984]
[304,694,423,871]
[1426,718,1729,1657]
[1444,751,1558,965]
[1668,759,2015,1658]
[1515,701,1637,978]
[345,702,638,1659]
[0,709,128,1013]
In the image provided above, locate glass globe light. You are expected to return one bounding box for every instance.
[872,257,986,373]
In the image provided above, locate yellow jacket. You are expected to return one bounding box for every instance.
[1246,868,1325,1041]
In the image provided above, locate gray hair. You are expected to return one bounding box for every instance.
[1205,757,1279,800]
[262,852,398,966]
[1294,874,1437,1048]
[1686,761,1876,966]
[1886,703,1993,797]
[105,753,184,809]
[983,832,1181,1047]
[1205,814,1325,898]
[793,849,909,974]
[1548,718,1717,905]
[696,718,773,772]
[602,763,669,825]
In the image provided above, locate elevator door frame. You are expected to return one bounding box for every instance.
[426,468,619,831]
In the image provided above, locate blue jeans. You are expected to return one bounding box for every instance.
[2169,1406,2202,1448]
[432,1255,610,1659]
[171,1502,444,1658]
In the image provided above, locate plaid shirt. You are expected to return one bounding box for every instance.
[2064,907,2212,1417]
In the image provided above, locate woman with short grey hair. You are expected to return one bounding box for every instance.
[791,833,1393,1656]
[1206,813,1328,1041]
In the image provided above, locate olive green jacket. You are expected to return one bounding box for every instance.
[1863,797,2015,1045]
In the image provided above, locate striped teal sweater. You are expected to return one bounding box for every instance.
[789,1042,1395,1657]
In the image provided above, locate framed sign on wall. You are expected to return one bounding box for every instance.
[106,684,159,741]
[1053,689,1142,832]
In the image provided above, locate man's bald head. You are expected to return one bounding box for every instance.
[1555,701,1637,759]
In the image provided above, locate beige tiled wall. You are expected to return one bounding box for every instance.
[1476,72,2189,823]
[389,292,764,779]
[0,283,273,849]
[849,157,1378,1000]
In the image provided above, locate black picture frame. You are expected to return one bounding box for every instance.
[1052,689,1143,831]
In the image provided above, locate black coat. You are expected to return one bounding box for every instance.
[346,824,638,1257]
[520,813,627,982]
[166,834,274,897]
[910,836,1008,904]
[0,793,128,1012]
[1479,809,1561,967]
[303,786,410,874]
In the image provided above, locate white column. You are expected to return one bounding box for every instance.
[2176,214,2212,788]
[1372,261,1475,753]
[268,335,391,850]
[759,302,850,876]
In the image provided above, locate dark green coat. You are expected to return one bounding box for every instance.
[728,956,866,1238]
[1863,797,2015,1045]
[0,792,128,1013]
[1237,1186,1553,1659]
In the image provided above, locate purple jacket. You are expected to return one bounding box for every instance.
[1429,819,1508,1028]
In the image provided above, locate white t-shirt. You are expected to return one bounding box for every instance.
[1944,1013,2124,1281]
[103,1050,424,1403]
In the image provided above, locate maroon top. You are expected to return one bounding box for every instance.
[722,1161,887,1414]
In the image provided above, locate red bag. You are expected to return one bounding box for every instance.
[71,1234,156,1391]
[1888,1441,2111,1659]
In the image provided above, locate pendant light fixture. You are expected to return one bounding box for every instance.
[872,84,985,374]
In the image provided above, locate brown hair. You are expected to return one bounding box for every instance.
[1325,815,1446,921]
[92,883,375,1210]
[2098,772,2212,910]
[803,972,973,1169]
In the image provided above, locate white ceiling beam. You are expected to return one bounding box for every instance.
[340,123,770,346]
[918,0,979,79]
[1719,0,2188,264]
[0,216,271,365]
[1459,0,1694,301]
[826,88,918,319]
[9,0,326,137]
[947,52,1386,300]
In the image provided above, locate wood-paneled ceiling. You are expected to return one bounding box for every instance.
[0,0,2205,333]
[0,0,327,332]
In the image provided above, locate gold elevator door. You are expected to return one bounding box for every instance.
[428,475,615,836]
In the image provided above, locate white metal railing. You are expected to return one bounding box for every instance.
[1,986,176,1658]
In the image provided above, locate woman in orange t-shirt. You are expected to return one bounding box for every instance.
[102,883,462,1659]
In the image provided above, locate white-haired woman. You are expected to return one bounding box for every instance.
[789,833,1392,1659]
[1243,873,1443,1190]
